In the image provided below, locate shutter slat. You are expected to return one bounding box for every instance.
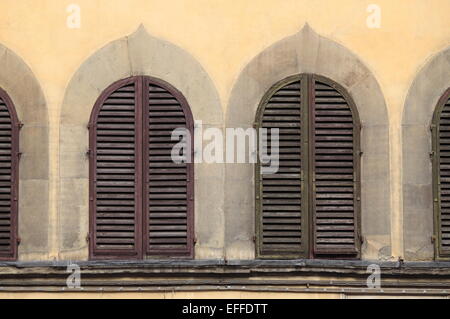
[312,80,358,257]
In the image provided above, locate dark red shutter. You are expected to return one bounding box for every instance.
[144,78,194,257]
[258,79,304,257]
[436,92,450,255]
[0,89,19,261]
[311,78,360,257]
[90,76,194,259]
[90,78,141,259]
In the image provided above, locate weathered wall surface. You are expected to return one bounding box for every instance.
[0,0,448,262]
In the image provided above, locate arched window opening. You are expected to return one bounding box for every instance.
[89,76,194,260]
[255,74,361,259]
[432,88,450,259]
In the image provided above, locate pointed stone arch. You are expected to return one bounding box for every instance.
[0,44,49,261]
[225,25,390,260]
[402,45,450,260]
[59,26,223,260]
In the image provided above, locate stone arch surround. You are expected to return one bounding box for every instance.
[59,26,224,260]
[402,45,450,260]
[0,43,49,261]
[225,25,391,260]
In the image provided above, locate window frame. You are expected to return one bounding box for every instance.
[431,87,450,260]
[255,74,361,260]
[88,76,195,260]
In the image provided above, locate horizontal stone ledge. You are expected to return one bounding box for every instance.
[0,258,443,268]
[0,259,450,275]
[2,278,450,288]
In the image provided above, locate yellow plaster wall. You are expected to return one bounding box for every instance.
[0,0,449,260]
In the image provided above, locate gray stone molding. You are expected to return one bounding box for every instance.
[225,24,391,260]
[0,44,49,260]
[59,26,224,260]
[402,45,450,260]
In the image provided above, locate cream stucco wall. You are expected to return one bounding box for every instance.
[0,0,449,261]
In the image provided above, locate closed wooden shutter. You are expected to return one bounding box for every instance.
[311,78,360,257]
[257,78,305,258]
[90,78,141,259]
[90,76,194,260]
[433,88,450,258]
[0,89,19,261]
[256,74,360,259]
[144,79,194,256]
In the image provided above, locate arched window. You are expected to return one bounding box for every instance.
[255,74,361,259]
[89,76,194,260]
[432,88,450,259]
[0,88,19,261]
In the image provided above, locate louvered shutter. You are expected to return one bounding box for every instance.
[144,79,194,257]
[0,90,18,260]
[257,78,305,258]
[435,90,450,256]
[256,75,361,259]
[90,76,194,260]
[311,78,360,257]
[90,78,141,259]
